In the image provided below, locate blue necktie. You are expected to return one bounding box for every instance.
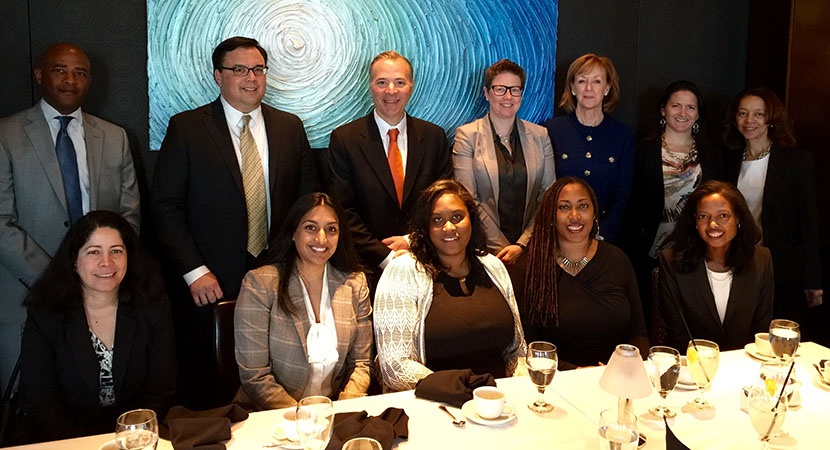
[55,116,83,224]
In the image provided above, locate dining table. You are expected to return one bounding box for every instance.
[5,342,830,450]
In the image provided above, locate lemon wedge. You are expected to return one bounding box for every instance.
[765,378,777,396]
[687,347,698,365]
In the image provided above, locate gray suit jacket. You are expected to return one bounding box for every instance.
[452,114,555,251]
[234,264,372,410]
[0,104,140,326]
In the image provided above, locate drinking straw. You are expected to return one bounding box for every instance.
[762,360,795,441]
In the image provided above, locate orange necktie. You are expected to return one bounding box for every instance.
[387,128,404,206]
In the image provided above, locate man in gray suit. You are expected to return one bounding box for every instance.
[0,42,140,392]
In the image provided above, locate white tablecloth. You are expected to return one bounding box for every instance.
[6,343,830,450]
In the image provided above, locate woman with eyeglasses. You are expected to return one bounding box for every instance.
[658,181,773,351]
[544,53,634,243]
[452,59,555,269]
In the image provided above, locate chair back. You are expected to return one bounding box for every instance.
[212,299,240,405]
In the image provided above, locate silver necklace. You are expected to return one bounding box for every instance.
[497,134,510,144]
[559,253,589,272]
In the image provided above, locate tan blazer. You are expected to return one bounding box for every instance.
[234,264,372,410]
[452,114,555,252]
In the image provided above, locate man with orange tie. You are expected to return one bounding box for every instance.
[326,51,452,289]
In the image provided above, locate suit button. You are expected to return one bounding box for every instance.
[584,170,591,176]
[64,221,70,227]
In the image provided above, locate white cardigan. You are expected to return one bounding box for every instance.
[374,252,527,392]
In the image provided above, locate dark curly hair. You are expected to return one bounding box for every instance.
[266,192,362,315]
[25,211,164,311]
[408,179,491,286]
[723,87,796,150]
[523,177,600,327]
[667,180,761,274]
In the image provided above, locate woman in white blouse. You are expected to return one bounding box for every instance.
[658,181,772,351]
[234,193,372,410]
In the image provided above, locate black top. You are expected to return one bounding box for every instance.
[424,271,514,378]
[491,118,527,244]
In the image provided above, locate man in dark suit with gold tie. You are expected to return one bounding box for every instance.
[325,51,452,287]
[151,36,317,407]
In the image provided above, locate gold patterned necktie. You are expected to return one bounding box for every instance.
[387,128,404,206]
[240,114,267,255]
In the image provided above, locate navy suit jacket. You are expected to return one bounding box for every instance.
[325,112,451,270]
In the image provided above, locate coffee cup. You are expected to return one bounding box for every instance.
[755,332,773,356]
[281,409,299,442]
[473,386,506,419]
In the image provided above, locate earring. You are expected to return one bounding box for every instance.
[604,91,609,97]
[692,122,699,133]
[571,91,576,96]
[659,118,666,127]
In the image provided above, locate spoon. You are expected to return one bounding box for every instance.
[439,404,465,427]
[814,363,829,385]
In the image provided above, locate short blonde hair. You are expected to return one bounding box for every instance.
[369,51,414,83]
[559,53,620,114]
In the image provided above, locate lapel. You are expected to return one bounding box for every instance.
[205,98,245,196]
[327,267,353,367]
[287,272,312,358]
[692,262,726,334]
[64,307,100,396]
[83,113,104,207]
[401,114,425,206]
[111,302,137,396]
[261,105,279,191]
[516,119,538,219]
[721,268,746,328]
[24,107,68,213]
[358,113,400,206]
[478,115,500,202]
[760,146,785,230]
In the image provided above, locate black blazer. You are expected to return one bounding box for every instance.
[724,145,821,290]
[325,112,452,269]
[19,298,176,441]
[620,137,723,260]
[151,98,319,297]
[658,246,774,351]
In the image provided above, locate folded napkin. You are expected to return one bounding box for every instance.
[414,369,496,408]
[664,416,691,450]
[325,407,408,450]
[160,404,249,450]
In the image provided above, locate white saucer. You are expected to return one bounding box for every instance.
[675,365,695,389]
[744,343,778,362]
[98,440,118,450]
[461,400,516,427]
[271,425,303,449]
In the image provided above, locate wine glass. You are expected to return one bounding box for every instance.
[647,346,680,418]
[598,409,638,450]
[769,319,800,364]
[296,396,335,450]
[748,385,787,449]
[342,437,383,450]
[115,409,158,450]
[526,341,558,413]
[686,339,719,409]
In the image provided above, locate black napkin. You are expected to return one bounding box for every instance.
[325,407,408,450]
[664,416,691,450]
[414,369,496,408]
[160,404,249,450]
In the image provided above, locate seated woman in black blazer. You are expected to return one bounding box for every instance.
[20,211,176,442]
[658,181,773,351]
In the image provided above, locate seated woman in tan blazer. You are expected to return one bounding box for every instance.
[453,59,555,268]
[234,193,372,410]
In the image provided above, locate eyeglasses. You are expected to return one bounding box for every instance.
[220,65,268,77]
[489,85,523,97]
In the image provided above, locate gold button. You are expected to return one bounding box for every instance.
[584,170,591,176]
[561,153,569,160]
[586,152,592,159]
[586,135,593,142]
[608,157,615,163]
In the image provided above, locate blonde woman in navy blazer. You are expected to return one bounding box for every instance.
[453,59,555,267]
[234,193,372,410]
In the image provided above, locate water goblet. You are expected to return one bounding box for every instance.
[647,346,680,418]
[526,341,558,413]
[296,396,335,450]
[598,408,638,450]
[748,385,787,449]
[342,437,383,450]
[686,339,719,409]
[769,319,800,364]
[115,409,158,450]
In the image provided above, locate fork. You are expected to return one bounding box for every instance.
[439,404,466,427]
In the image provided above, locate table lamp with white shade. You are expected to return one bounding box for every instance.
[599,344,653,419]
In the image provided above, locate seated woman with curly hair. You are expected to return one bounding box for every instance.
[374,179,527,392]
